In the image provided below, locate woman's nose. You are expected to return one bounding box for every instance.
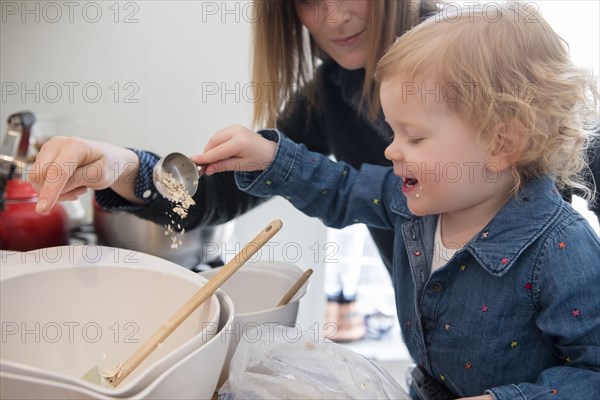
[320,0,351,25]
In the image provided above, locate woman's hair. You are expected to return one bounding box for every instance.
[251,0,433,127]
[375,1,598,199]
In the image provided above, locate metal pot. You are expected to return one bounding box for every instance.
[93,201,234,269]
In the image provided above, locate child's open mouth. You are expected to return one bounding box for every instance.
[402,177,419,194]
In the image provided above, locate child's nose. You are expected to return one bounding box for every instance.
[384,141,404,163]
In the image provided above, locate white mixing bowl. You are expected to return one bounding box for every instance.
[1,288,235,399]
[0,246,220,397]
[199,261,309,386]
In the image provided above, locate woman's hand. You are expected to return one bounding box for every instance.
[192,125,277,175]
[28,136,142,213]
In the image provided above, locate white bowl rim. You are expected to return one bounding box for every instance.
[199,261,309,318]
[0,246,220,396]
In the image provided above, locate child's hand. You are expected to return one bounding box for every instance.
[192,125,278,175]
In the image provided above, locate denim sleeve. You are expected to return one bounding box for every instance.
[235,130,398,230]
[95,148,159,211]
[487,215,600,400]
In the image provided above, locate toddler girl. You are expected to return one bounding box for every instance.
[197,1,600,398]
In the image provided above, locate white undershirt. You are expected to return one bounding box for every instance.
[431,215,459,273]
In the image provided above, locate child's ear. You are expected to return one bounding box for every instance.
[487,122,526,170]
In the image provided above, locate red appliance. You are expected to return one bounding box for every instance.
[0,176,70,251]
[0,112,70,251]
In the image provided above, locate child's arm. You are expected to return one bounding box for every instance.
[488,220,600,400]
[195,126,403,231]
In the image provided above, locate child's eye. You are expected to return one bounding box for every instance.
[408,138,424,144]
[382,122,394,141]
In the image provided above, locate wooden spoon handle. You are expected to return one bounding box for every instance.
[277,268,313,307]
[111,219,283,387]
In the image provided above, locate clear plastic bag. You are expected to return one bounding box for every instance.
[218,325,410,399]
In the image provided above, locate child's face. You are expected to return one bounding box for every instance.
[381,76,508,217]
[295,0,369,70]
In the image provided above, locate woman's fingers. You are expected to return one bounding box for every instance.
[30,153,80,212]
[56,187,89,203]
[29,137,99,213]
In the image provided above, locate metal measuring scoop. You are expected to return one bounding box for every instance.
[152,152,206,202]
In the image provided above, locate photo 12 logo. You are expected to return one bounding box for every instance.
[2,321,140,344]
[0,244,140,266]
[1,81,140,104]
[201,240,341,265]
[1,1,140,24]
[201,81,300,104]
[435,1,539,23]
[200,1,280,24]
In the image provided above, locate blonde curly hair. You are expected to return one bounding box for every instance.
[376,1,598,200]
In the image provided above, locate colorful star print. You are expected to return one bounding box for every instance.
[481,232,489,238]
[524,282,533,290]
[482,305,489,312]
[572,309,580,317]
[551,389,558,395]
[266,180,272,185]
[373,198,379,205]
[440,375,446,381]
[558,242,566,249]
[414,250,421,256]
[501,257,509,265]
[465,362,472,369]
[460,265,467,272]
[511,341,518,348]
[444,324,451,331]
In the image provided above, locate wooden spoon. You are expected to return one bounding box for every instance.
[277,269,313,307]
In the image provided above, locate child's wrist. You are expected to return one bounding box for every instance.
[257,129,280,143]
[257,129,281,167]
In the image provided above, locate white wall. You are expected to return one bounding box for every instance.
[1,1,256,149]
[0,0,326,327]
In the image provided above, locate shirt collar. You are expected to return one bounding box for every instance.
[390,176,563,276]
[464,176,562,276]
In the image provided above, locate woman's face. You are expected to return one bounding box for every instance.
[295,0,370,70]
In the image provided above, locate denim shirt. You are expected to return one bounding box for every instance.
[236,131,600,399]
